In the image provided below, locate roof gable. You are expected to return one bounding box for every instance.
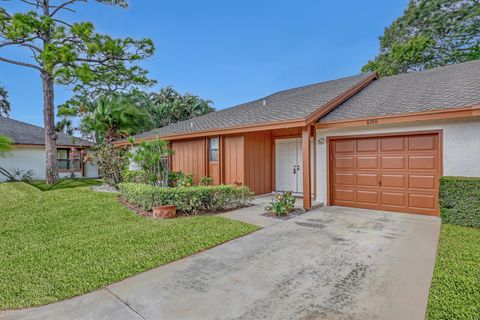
[320,59,480,123]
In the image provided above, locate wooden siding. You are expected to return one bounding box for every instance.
[223,135,244,186]
[244,131,273,195]
[171,138,206,185]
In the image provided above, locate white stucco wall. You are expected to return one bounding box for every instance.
[0,147,46,182]
[315,117,480,204]
[0,146,99,182]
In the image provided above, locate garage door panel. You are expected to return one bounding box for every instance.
[330,132,440,216]
[409,155,436,170]
[409,175,436,189]
[335,189,354,202]
[381,174,406,188]
[381,192,406,207]
[381,156,406,169]
[356,156,378,169]
[335,156,354,169]
[356,138,378,152]
[380,137,405,152]
[409,135,436,151]
[356,173,378,186]
[335,140,354,153]
[409,193,436,210]
[356,190,379,204]
[335,173,355,186]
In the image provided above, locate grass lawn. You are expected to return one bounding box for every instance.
[426,224,480,320]
[0,183,259,310]
[27,178,103,191]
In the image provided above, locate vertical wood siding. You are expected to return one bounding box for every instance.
[171,138,206,185]
[244,131,273,195]
[223,135,244,186]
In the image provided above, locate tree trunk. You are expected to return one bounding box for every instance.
[42,71,58,184]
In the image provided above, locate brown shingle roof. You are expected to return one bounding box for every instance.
[320,59,480,122]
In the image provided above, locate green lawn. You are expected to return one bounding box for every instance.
[426,224,480,320]
[27,178,103,191]
[0,183,258,310]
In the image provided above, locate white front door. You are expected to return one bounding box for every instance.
[276,138,302,193]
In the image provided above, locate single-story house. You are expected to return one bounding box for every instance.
[118,60,480,216]
[0,117,98,181]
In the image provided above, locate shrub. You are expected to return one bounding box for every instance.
[118,183,254,214]
[439,176,480,227]
[199,176,214,186]
[122,169,147,184]
[91,144,129,187]
[127,139,171,186]
[265,191,296,216]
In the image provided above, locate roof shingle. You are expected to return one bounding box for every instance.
[134,73,374,139]
[0,117,93,147]
[320,60,480,122]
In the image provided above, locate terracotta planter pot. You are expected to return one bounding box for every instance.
[152,205,177,219]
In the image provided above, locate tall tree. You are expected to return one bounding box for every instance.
[81,94,152,144]
[0,82,9,117]
[0,0,155,183]
[149,86,214,127]
[363,0,480,76]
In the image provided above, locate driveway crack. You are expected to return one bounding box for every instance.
[104,287,149,320]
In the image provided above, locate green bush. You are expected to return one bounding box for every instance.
[118,183,254,214]
[439,176,480,227]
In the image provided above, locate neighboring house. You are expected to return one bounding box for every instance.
[0,117,98,181]
[118,60,480,216]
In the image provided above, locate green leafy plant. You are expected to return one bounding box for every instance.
[439,176,480,227]
[265,191,296,216]
[91,144,129,187]
[199,176,214,186]
[122,169,147,184]
[127,139,172,187]
[177,173,194,188]
[119,183,254,214]
[0,134,13,153]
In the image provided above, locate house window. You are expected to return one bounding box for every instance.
[209,137,219,161]
[57,148,81,171]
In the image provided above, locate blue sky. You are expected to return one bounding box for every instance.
[0,0,407,126]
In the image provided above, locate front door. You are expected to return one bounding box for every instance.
[276,138,302,193]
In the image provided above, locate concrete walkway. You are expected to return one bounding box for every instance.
[0,206,441,320]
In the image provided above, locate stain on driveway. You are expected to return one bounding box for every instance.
[1,207,440,320]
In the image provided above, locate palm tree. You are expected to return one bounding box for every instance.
[149,87,214,127]
[81,95,153,144]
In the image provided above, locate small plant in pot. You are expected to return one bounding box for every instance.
[265,191,296,216]
[128,138,177,219]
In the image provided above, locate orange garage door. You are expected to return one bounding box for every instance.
[329,132,441,216]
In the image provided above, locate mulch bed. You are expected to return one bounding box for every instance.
[118,197,252,219]
[261,208,305,220]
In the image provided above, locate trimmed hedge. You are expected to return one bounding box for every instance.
[439,176,480,227]
[118,183,254,214]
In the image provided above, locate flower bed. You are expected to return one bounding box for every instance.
[118,183,254,214]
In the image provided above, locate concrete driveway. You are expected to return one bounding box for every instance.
[0,206,440,320]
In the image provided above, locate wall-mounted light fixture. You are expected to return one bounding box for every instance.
[317,137,326,145]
